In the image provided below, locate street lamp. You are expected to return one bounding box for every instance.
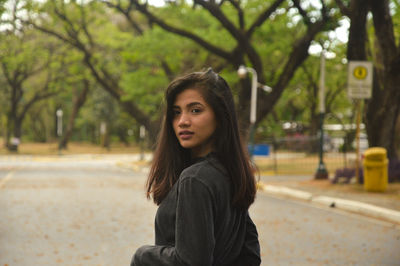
[314,50,329,179]
[237,65,272,158]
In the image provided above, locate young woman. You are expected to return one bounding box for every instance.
[131,68,261,266]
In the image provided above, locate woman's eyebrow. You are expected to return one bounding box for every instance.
[172,105,181,109]
[186,102,204,108]
[173,102,204,109]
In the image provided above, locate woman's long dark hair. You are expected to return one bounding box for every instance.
[146,68,257,210]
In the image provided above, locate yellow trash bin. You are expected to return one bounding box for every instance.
[362,147,388,192]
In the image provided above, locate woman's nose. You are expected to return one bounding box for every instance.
[178,113,190,127]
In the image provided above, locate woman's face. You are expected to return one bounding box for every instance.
[172,88,217,158]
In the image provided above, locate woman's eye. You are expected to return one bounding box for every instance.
[173,110,181,116]
[191,108,202,114]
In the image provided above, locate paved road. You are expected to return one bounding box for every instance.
[0,156,156,266]
[1,155,399,265]
[252,194,400,265]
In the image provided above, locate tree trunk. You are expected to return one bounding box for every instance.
[346,0,369,61]
[395,115,400,152]
[59,82,90,149]
[6,109,17,151]
[13,119,22,139]
[365,68,400,159]
[6,117,23,152]
[4,119,11,149]
[1,116,7,148]
[365,0,400,159]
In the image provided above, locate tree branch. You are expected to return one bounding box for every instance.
[161,61,174,81]
[292,0,311,26]
[23,4,159,140]
[325,83,343,114]
[1,62,13,87]
[334,0,351,17]
[102,0,144,35]
[301,64,319,95]
[247,0,285,37]
[194,0,243,41]
[258,16,331,121]
[25,19,75,47]
[79,3,95,48]
[19,91,58,122]
[228,0,244,29]
[128,0,232,61]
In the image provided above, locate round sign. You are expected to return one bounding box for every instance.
[353,66,368,80]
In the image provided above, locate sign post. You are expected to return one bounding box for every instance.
[347,61,373,183]
[347,61,373,99]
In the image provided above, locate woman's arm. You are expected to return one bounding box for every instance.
[131,177,215,266]
[131,245,187,266]
[230,212,261,266]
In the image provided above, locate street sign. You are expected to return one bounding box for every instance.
[347,61,373,99]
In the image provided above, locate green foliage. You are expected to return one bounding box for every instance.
[254,5,304,83]
[261,39,352,139]
[154,2,236,50]
[118,19,220,119]
[0,26,61,143]
[0,0,6,16]
[5,0,394,146]
[74,85,139,144]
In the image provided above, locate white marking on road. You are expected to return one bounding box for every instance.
[0,171,15,189]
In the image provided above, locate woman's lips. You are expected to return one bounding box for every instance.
[179,131,194,140]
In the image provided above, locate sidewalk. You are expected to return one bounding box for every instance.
[258,175,400,225]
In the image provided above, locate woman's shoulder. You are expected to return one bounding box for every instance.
[180,154,228,188]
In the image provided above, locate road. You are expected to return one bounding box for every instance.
[0,155,399,265]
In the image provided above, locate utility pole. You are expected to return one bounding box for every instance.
[314,50,328,179]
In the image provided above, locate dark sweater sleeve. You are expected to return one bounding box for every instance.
[230,212,261,266]
[131,177,215,266]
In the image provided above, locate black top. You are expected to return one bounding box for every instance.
[131,153,261,266]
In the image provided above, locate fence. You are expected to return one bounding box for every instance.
[253,135,357,176]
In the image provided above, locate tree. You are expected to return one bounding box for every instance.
[59,78,90,149]
[0,26,62,151]
[336,0,400,159]
[281,43,349,134]
[23,0,161,141]
[23,0,229,143]
[104,0,338,136]
[0,0,6,18]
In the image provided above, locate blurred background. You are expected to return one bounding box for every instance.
[0,0,399,180]
[1,1,400,265]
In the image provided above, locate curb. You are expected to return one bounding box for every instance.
[258,183,400,225]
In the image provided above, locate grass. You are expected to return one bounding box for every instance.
[254,154,349,176]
